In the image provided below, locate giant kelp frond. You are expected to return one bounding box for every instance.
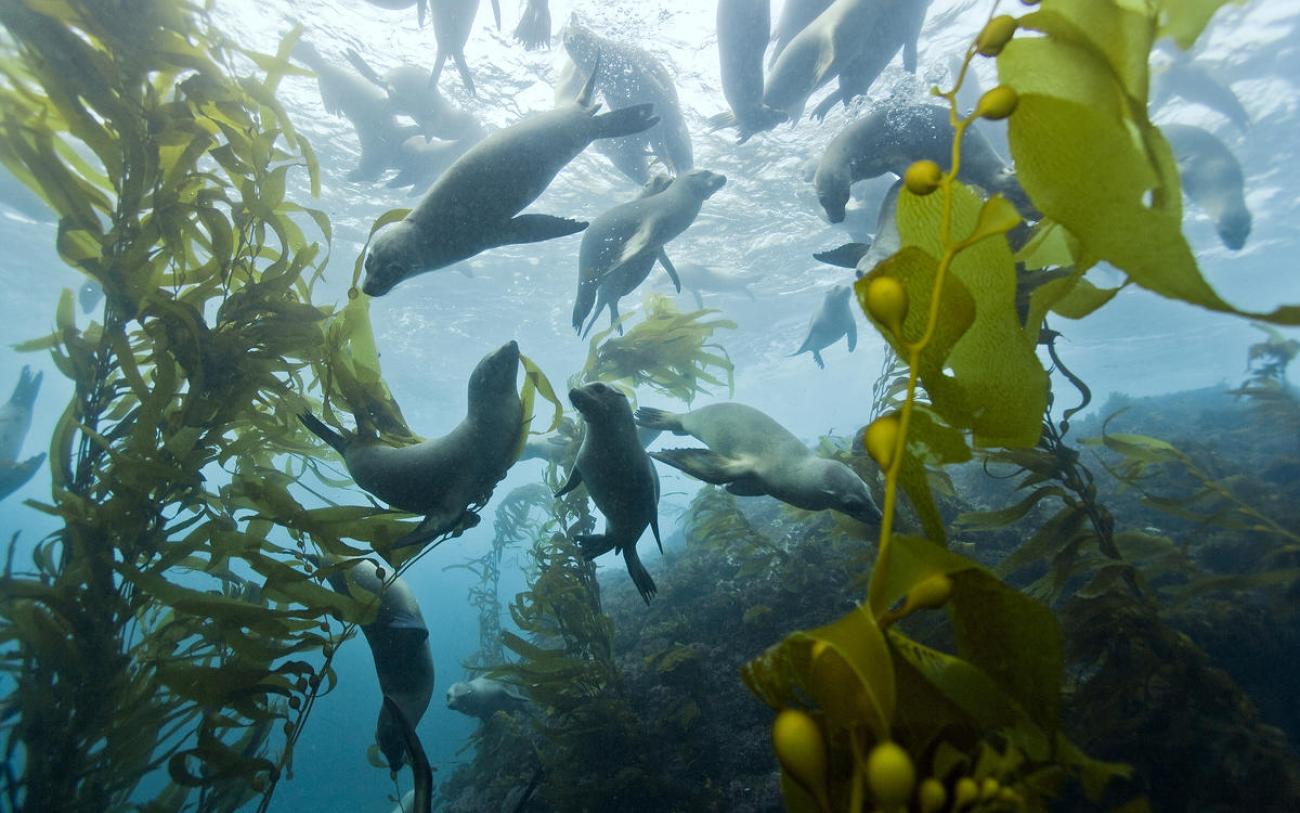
[578,295,736,404]
[0,3,410,811]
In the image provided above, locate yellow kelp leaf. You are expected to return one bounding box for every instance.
[896,184,1049,447]
[1020,0,1153,105]
[1016,219,1081,271]
[1157,0,1244,49]
[999,32,1300,324]
[887,631,1030,735]
[513,353,564,462]
[1049,277,1122,319]
[742,603,895,740]
[871,533,979,620]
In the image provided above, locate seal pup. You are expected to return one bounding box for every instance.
[563,16,694,175]
[813,102,1021,224]
[298,341,523,548]
[321,559,435,771]
[362,61,659,296]
[764,0,923,122]
[429,0,502,97]
[809,0,931,121]
[1163,123,1251,250]
[293,42,418,182]
[557,382,662,604]
[769,0,833,67]
[345,50,484,143]
[514,0,551,50]
[446,677,529,719]
[658,263,761,309]
[791,283,857,369]
[573,169,728,337]
[635,402,882,524]
[710,0,786,142]
[0,366,44,502]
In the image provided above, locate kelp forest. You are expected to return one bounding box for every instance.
[0,1,1298,813]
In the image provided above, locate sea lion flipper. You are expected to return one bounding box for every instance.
[0,455,44,501]
[657,249,682,293]
[489,0,502,29]
[812,349,826,369]
[497,214,588,248]
[649,513,663,555]
[417,0,427,27]
[381,695,432,813]
[555,467,584,497]
[344,48,384,89]
[590,104,660,141]
[846,316,857,352]
[575,533,614,558]
[724,477,765,497]
[814,242,871,268]
[633,407,685,434]
[621,545,656,605]
[298,411,347,456]
[649,448,751,484]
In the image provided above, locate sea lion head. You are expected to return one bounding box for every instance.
[821,461,882,524]
[568,381,631,423]
[560,14,596,69]
[445,681,474,713]
[363,221,420,297]
[468,340,521,408]
[1218,205,1251,251]
[814,163,850,224]
[681,169,727,200]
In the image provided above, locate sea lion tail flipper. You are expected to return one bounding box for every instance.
[572,280,597,335]
[649,513,663,555]
[496,214,588,248]
[633,406,684,434]
[812,350,826,369]
[298,411,347,456]
[590,103,659,141]
[429,52,448,90]
[9,366,41,409]
[811,91,841,123]
[452,53,477,97]
[344,47,384,89]
[575,533,614,559]
[649,448,750,484]
[555,467,583,497]
[0,455,45,501]
[621,544,657,605]
[705,110,736,133]
[814,242,871,269]
[382,695,433,813]
[514,0,551,50]
[691,288,704,309]
[846,316,857,353]
[657,249,681,293]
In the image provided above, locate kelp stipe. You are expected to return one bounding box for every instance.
[740,2,1293,810]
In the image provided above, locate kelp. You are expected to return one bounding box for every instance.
[740,2,1267,810]
[576,294,736,404]
[0,3,428,810]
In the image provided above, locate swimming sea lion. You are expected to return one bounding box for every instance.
[573,169,727,336]
[635,402,882,524]
[809,0,930,121]
[769,0,832,67]
[1162,123,1252,251]
[710,0,786,142]
[558,382,662,604]
[520,415,580,465]
[446,677,529,719]
[321,559,435,770]
[815,177,901,270]
[563,16,694,175]
[298,341,523,548]
[791,283,857,368]
[515,0,551,50]
[658,262,761,309]
[764,0,923,122]
[362,62,659,296]
[1152,57,1250,132]
[554,55,653,185]
[345,49,484,143]
[429,0,502,97]
[0,366,44,502]
[293,42,418,182]
[813,101,1020,223]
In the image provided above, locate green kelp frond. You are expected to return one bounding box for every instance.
[578,295,736,404]
[315,294,413,444]
[682,485,787,579]
[0,4,416,811]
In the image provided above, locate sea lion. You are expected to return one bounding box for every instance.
[813,101,1020,223]
[446,677,529,719]
[362,62,659,296]
[658,262,761,309]
[557,382,662,604]
[764,0,924,122]
[293,42,418,182]
[563,16,694,175]
[554,55,652,185]
[573,169,727,336]
[635,402,881,524]
[809,0,930,121]
[429,0,502,97]
[515,0,551,50]
[386,135,477,193]
[815,177,902,270]
[1152,57,1250,132]
[710,0,786,142]
[791,283,857,368]
[321,559,435,771]
[1163,123,1252,251]
[0,366,44,502]
[345,49,484,143]
[769,0,833,67]
[298,341,523,548]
